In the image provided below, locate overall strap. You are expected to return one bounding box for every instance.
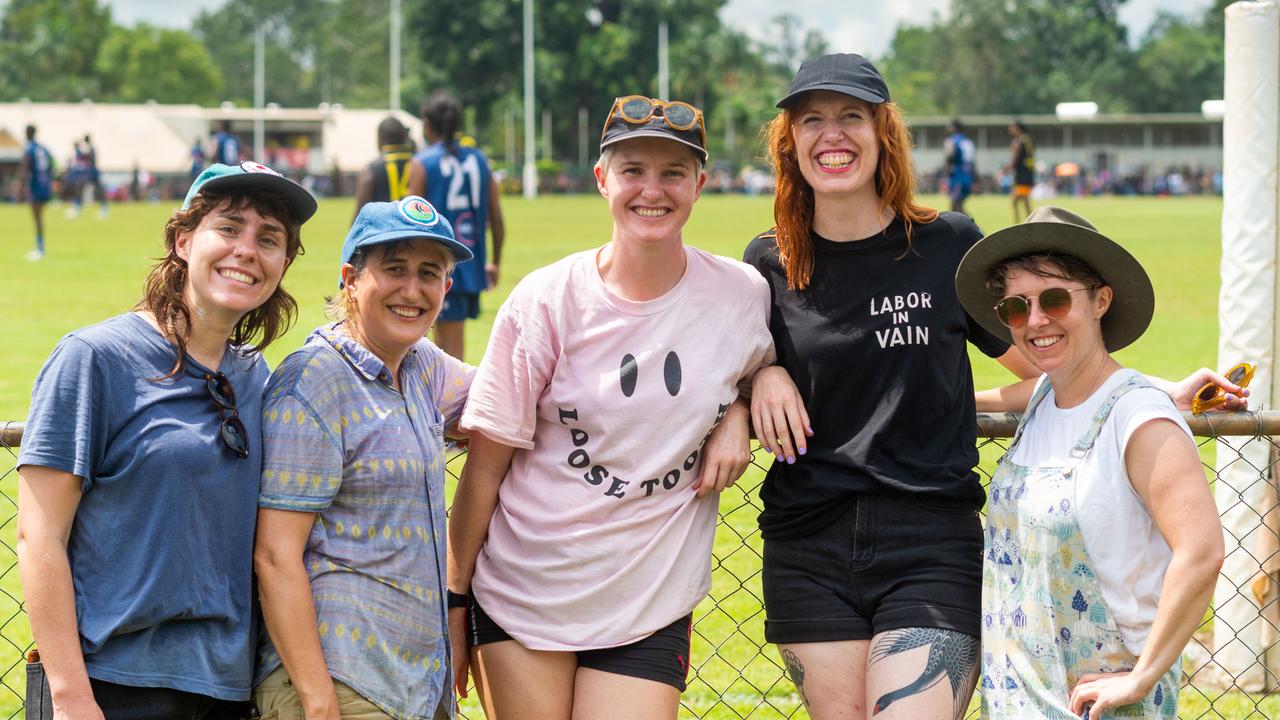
[1069,374,1153,459]
[1008,375,1053,452]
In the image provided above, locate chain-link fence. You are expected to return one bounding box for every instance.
[2,415,1280,719]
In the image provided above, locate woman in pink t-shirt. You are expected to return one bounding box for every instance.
[446,97,775,719]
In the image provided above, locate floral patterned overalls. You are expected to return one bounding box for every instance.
[981,376,1180,719]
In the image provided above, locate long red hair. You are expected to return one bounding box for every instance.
[765,99,938,290]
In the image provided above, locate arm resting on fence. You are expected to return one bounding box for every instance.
[16,465,104,718]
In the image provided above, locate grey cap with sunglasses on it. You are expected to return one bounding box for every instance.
[954,206,1154,351]
[776,53,891,108]
[599,97,708,164]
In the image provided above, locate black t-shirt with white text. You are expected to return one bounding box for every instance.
[743,213,1008,539]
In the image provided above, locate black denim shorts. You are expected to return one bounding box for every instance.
[762,493,983,644]
[468,599,693,691]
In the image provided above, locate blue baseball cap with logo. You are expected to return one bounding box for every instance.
[339,196,473,287]
[182,161,318,223]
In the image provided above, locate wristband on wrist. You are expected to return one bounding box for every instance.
[446,590,471,609]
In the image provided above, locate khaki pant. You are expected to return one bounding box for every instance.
[253,665,450,720]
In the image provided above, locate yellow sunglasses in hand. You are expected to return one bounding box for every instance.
[1190,362,1255,414]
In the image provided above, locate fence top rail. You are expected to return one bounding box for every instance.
[2,422,21,448]
[5,412,1280,446]
[978,410,1280,438]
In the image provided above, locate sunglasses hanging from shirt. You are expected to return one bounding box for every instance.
[205,371,249,458]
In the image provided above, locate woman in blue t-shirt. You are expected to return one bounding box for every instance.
[17,162,315,720]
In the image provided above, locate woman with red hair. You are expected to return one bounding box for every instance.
[743,53,1242,720]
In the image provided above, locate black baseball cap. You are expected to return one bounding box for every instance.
[776,53,891,109]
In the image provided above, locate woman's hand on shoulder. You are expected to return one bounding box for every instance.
[695,400,752,497]
[1069,671,1150,718]
[750,365,811,463]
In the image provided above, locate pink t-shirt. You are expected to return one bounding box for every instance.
[461,245,775,650]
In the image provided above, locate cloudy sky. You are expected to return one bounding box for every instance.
[103,0,1213,58]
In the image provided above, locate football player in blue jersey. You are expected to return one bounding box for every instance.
[190,137,207,180]
[408,91,505,360]
[70,135,109,220]
[944,119,975,215]
[214,120,242,166]
[22,125,55,261]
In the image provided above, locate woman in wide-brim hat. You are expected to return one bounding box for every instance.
[743,53,1244,720]
[955,206,1223,719]
[445,96,775,719]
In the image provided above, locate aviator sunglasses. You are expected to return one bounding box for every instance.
[605,96,706,141]
[994,287,1097,329]
[204,371,249,459]
[1191,362,1255,415]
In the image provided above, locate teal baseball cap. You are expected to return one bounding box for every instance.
[339,196,473,287]
[183,161,317,223]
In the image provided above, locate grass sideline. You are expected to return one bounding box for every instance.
[4,194,1278,718]
[0,193,1231,418]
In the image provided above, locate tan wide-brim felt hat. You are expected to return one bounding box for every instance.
[954,206,1154,352]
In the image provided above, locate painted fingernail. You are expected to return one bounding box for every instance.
[798,447,807,456]
[786,455,795,464]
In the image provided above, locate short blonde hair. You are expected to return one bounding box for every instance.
[595,147,615,175]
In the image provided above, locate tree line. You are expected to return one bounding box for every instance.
[0,0,1228,168]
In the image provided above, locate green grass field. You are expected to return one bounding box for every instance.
[2,193,1277,719]
[0,193,1230,419]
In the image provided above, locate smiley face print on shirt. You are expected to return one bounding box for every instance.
[557,349,728,500]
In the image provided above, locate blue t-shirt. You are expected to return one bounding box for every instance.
[947,131,975,186]
[191,142,207,176]
[214,131,241,166]
[18,313,268,700]
[416,142,491,295]
[84,144,99,181]
[255,324,473,719]
[25,141,53,198]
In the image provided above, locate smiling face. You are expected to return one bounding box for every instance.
[1002,266,1111,378]
[595,137,706,249]
[176,200,290,325]
[342,237,454,364]
[790,91,881,201]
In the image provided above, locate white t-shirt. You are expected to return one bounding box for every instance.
[460,245,775,650]
[1008,369,1193,654]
